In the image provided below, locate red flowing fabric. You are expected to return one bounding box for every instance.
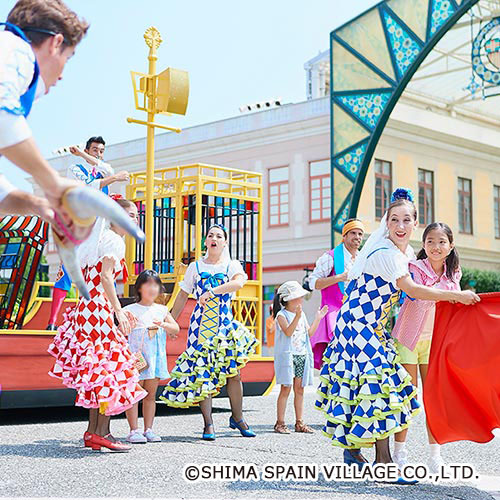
[424,292,500,444]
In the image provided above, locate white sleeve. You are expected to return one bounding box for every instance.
[94,159,114,177]
[159,304,169,318]
[228,259,247,280]
[122,303,133,314]
[364,248,409,286]
[179,262,197,294]
[0,174,16,203]
[308,252,334,290]
[0,113,31,149]
[97,230,125,269]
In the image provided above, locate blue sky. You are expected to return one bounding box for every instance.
[1,0,378,191]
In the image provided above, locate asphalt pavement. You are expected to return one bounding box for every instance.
[0,380,498,499]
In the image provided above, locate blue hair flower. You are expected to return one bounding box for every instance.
[391,187,414,203]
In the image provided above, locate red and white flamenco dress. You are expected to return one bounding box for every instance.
[48,228,146,415]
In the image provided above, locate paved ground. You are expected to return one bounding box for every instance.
[0,380,498,500]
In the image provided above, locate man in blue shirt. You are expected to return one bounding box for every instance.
[0,0,89,222]
[46,136,130,329]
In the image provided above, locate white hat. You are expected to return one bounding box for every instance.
[277,281,309,301]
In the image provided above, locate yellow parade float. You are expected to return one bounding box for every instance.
[0,28,273,409]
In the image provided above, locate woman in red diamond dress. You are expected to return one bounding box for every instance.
[48,198,146,452]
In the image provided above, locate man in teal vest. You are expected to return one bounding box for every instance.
[309,218,365,368]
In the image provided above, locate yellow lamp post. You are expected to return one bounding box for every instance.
[127,27,189,269]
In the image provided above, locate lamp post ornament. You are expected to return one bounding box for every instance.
[127,27,189,270]
[144,26,162,51]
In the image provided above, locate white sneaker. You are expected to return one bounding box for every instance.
[428,455,445,474]
[126,429,147,444]
[144,428,161,442]
[393,449,408,469]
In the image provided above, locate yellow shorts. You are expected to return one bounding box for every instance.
[396,338,431,365]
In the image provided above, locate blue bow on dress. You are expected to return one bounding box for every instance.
[199,272,225,291]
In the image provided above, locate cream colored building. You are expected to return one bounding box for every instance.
[45,52,500,322]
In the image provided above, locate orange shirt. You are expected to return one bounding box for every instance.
[265,315,275,347]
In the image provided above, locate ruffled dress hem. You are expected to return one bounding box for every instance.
[48,306,147,416]
[159,322,258,408]
[315,342,420,449]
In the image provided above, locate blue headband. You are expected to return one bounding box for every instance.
[208,223,228,236]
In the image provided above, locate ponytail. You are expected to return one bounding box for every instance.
[272,291,285,318]
[416,247,427,260]
[444,247,460,281]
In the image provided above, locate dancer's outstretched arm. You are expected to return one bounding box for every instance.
[0,137,77,212]
[153,311,179,338]
[397,275,480,305]
[100,171,130,189]
[0,189,54,222]
[69,146,100,168]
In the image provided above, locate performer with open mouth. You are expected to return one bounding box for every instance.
[160,224,259,440]
[315,188,480,484]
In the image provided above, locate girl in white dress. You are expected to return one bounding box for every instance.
[124,270,179,444]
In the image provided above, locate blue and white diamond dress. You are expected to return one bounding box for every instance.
[160,259,258,407]
[315,238,420,449]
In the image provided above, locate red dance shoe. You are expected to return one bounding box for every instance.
[83,432,94,448]
[90,434,131,452]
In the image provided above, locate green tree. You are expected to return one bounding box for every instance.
[460,268,500,293]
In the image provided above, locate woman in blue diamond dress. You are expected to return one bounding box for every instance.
[160,224,259,439]
[315,189,479,469]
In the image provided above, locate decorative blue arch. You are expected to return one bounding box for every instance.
[330,0,480,244]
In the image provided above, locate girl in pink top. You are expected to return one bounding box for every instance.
[392,222,461,473]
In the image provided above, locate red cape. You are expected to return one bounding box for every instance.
[424,292,500,444]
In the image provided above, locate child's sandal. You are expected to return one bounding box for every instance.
[295,420,314,433]
[274,421,291,434]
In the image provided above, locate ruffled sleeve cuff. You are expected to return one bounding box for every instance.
[179,261,196,294]
[308,252,333,290]
[228,259,247,281]
[365,248,409,285]
[97,230,125,271]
